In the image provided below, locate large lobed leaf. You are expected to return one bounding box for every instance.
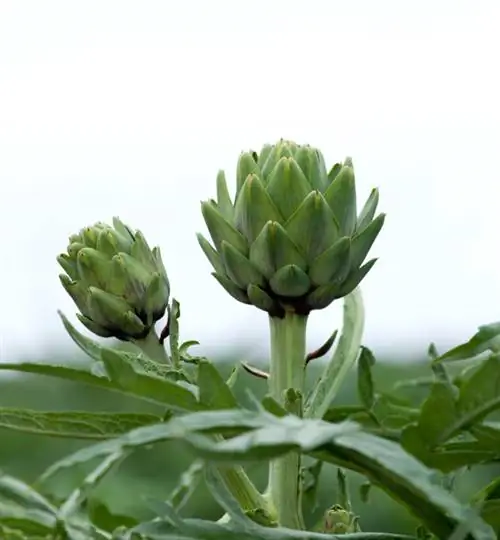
[33,407,495,539]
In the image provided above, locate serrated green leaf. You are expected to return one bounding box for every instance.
[197,360,239,410]
[34,408,495,539]
[100,349,201,411]
[436,322,500,363]
[0,408,161,439]
[0,361,115,392]
[357,347,376,410]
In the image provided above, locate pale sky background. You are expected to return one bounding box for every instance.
[1,1,499,363]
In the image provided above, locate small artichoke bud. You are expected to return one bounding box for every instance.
[323,505,358,534]
[57,217,170,341]
[199,139,384,317]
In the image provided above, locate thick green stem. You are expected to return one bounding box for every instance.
[217,463,270,513]
[268,312,308,529]
[131,328,170,364]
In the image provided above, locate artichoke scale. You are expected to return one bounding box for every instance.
[221,241,265,289]
[357,188,379,232]
[212,272,250,305]
[247,284,282,315]
[309,236,351,286]
[249,221,307,279]
[266,157,312,221]
[269,264,311,297]
[236,152,261,194]
[233,173,282,243]
[323,165,357,237]
[285,191,340,262]
[350,214,385,270]
[338,258,378,297]
[216,170,234,220]
[201,200,249,255]
[294,145,328,192]
[197,233,226,275]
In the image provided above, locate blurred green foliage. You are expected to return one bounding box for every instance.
[0,347,497,534]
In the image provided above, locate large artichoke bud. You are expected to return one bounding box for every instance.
[57,217,170,341]
[198,140,384,317]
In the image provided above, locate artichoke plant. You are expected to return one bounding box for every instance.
[198,139,384,318]
[57,217,170,341]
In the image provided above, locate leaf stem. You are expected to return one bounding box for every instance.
[132,328,170,364]
[305,288,365,419]
[267,311,308,529]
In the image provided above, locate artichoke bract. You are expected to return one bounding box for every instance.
[57,217,170,341]
[198,140,384,318]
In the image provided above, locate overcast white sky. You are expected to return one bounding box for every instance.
[1,1,499,363]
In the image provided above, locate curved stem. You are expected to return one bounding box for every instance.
[267,312,308,529]
[304,288,365,419]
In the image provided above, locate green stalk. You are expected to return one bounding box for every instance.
[217,463,270,513]
[304,288,365,419]
[133,326,270,519]
[268,311,308,529]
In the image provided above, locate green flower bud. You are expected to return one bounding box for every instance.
[198,140,384,317]
[57,217,170,341]
[323,505,358,534]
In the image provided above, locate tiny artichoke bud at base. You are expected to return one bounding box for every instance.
[198,139,385,316]
[57,217,170,341]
